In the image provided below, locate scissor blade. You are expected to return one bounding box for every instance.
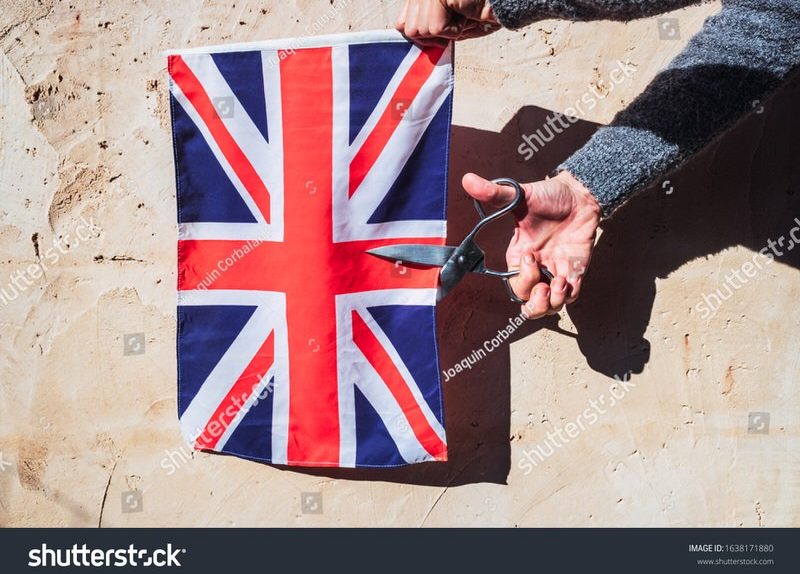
[436,244,482,302]
[366,244,456,268]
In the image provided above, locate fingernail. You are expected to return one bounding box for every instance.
[523,254,534,266]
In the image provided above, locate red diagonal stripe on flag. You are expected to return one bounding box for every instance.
[348,45,445,198]
[195,331,275,451]
[351,310,447,460]
[169,55,271,223]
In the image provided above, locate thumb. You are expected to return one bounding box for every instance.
[462,173,516,207]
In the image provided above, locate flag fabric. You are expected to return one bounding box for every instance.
[167,30,453,468]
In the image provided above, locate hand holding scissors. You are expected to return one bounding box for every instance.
[368,172,601,319]
[368,178,552,303]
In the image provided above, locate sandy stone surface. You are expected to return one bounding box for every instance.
[1,0,798,527]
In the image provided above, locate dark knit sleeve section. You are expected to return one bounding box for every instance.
[558,0,800,215]
[489,0,703,28]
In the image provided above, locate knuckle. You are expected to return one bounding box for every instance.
[483,181,499,202]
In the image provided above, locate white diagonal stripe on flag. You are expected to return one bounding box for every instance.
[335,290,442,465]
[347,44,422,156]
[181,53,278,198]
[178,290,287,449]
[334,43,453,241]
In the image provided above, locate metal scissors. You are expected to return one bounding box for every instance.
[366,178,553,304]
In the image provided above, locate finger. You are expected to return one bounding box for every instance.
[404,0,421,38]
[423,0,450,37]
[435,13,472,40]
[521,283,551,320]
[565,275,584,304]
[508,253,541,302]
[395,1,409,32]
[563,258,589,304]
[433,25,466,40]
[415,0,432,37]
[547,275,568,314]
[462,172,516,207]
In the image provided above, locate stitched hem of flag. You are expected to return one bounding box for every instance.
[163,29,411,57]
[198,446,449,469]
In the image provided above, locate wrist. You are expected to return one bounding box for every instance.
[555,170,601,214]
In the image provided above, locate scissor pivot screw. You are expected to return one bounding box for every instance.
[457,255,466,265]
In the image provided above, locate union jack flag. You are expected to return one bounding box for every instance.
[168,31,453,467]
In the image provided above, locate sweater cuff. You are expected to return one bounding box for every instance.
[489,0,546,29]
[559,126,680,217]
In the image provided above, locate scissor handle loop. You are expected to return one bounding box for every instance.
[464,177,553,304]
[465,178,524,279]
[470,178,524,234]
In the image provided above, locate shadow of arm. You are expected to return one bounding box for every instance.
[559,0,800,215]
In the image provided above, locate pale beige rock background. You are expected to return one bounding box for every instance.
[1,0,798,527]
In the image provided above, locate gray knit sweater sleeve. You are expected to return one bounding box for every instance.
[489,0,800,216]
[490,0,702,25]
